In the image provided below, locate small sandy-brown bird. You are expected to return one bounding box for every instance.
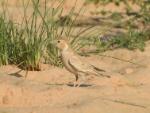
[53,39,110,87]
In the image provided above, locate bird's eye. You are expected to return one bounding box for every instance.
[57,40,60,43]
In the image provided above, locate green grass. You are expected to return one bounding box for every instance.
[94,29,150,52]
[0,0,93,70]
[0,0,150,71]
[0,0,67,70]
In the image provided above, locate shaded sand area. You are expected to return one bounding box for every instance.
[0,41,150,113]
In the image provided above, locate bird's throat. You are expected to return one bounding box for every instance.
[62,44,69,52]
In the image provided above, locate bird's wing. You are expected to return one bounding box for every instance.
[68,55,92,73]
[68,55,111,78]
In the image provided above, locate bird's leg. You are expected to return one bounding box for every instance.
[73,74,79,87]
[76,73,87,87]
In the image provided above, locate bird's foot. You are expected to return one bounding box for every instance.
[76,83,81,87]
[73,81,78,87]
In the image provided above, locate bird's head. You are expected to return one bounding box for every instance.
[52,39,69,51]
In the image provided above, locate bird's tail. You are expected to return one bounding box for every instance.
[95,71,111,78]
[92,65,106,72]
[91,65,111,78]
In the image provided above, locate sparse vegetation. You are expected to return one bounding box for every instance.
[84,0,150,53]
[0,0,92,70]
[95,29,149,52]
[0,0,150,70]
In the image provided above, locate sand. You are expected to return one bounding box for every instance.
[0,0,149,113]
[0,41,150,113]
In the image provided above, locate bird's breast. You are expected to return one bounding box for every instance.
[61,52,77,74]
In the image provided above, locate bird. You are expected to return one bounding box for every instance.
[53,39,111,87]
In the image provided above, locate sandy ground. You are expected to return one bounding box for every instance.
[0,41,150,113]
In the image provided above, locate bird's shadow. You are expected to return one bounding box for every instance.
[46,83,92,87]
[67,83,92,87]
[8,69,23,78]
[8,70,93,88]
[9,73,23,78]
